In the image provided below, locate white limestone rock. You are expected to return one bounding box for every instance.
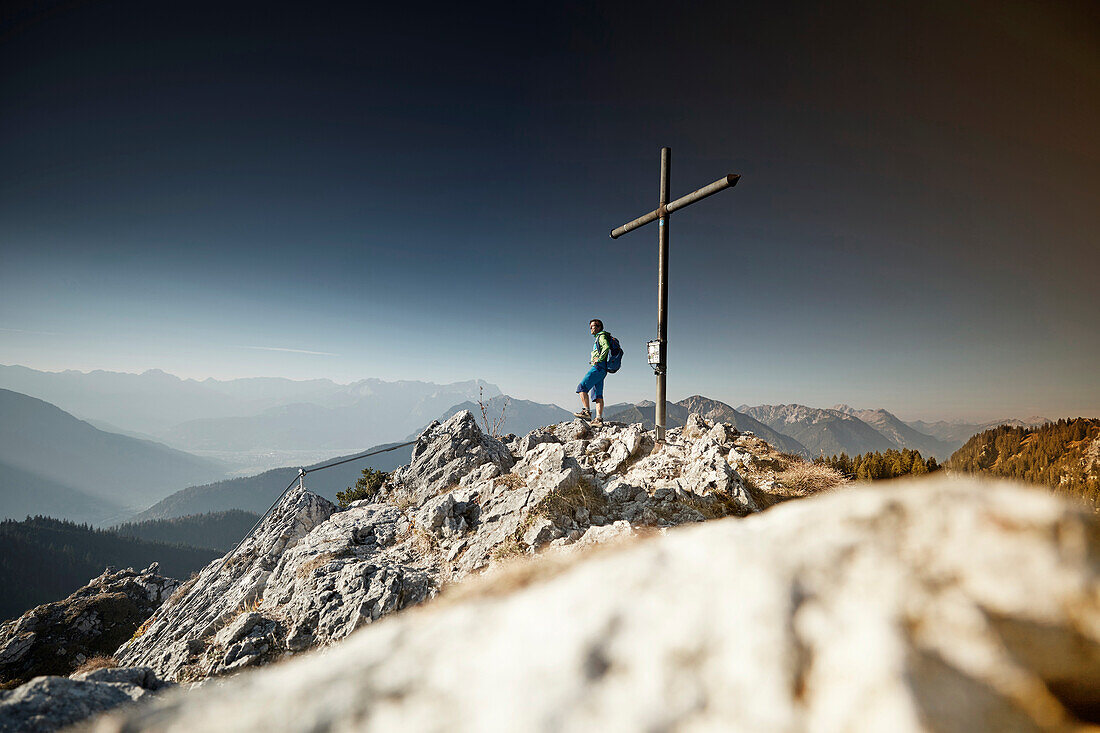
[512,442,582,496]
[112,487,335,682]
[571,519,638,549]
[387,410,515,505]
[261,503,434,649]
[105,411,806,688]
[522,517,560,548]
[86,477,1100,732]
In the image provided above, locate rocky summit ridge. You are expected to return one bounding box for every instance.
[89,475,1100,733]
[113,410,804,682]
[8,410,1100,731]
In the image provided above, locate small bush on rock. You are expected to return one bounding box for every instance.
[130,617,154,641]
[495,473,525,490]
[337,469,390,508]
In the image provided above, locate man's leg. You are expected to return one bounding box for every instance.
[590,369,606,422]
[576,367,598,417]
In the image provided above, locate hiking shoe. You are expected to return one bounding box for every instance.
[573,408,591,419]
[591,417,604,426]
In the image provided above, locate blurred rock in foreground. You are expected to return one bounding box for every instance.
[0,666,170,733]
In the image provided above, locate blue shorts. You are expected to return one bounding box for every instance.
[577,364,607,400]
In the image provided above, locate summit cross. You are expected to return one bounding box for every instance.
[610,147,740,443]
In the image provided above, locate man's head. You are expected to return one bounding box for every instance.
[589,319,603,333]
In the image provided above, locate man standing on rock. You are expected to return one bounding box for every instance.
[575,318,610,425]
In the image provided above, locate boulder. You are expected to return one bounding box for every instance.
[682,412,710,439]
[511,429,560,457]
[0,667,169,733]
[554,419,590,442]
[260,503,434,648]
[112,487,335,682]
[0,564,179,686]
[512,443,582,496]
[570,519,638,549]
[85,477,1100,732]
[387,411,515,505]
[522,517,560,548]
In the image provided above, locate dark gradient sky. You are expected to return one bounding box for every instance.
[2,0,1098,421]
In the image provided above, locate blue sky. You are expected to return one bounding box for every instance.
[1,0,1097,422]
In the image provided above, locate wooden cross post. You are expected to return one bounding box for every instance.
[610,147,740,443]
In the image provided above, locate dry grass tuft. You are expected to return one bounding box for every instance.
[489,536,525,562]
[680,489,745,520]
[164,571,200,606]
[295,552,344,579]
[410,526,436,555]
[531,477,608,521]
[776,452,806,467]
[73,655,118,675]
[775,461,848,497]
[495,473,525,490]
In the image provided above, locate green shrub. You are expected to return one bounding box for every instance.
[336,468,390,508]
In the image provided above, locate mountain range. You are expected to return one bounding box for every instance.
[607,397,810,456]
[831,405,955,459]
[737,403,898,457]
[0,365,1064,529]
[607,399,1047,462]
[130,441,417,522]
[903,416,1052,446]
[0,389,227,524]
[0,365,500,472]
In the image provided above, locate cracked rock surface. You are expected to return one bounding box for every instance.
[87,477,1100,732]
[112,488,335,681]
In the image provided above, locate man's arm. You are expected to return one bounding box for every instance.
[594,333,611,364]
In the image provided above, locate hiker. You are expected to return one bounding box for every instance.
[575,319,611,424]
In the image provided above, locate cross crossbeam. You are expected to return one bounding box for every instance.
[610,148,740,443]
[610,173,740,239]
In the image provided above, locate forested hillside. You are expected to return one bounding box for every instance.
[945,418,1100,504]
[113,510,260,552]
[816,449,940,480]
[0,516,219,621]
